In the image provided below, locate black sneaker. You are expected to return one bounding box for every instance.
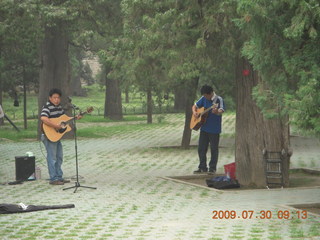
[208,169,216,175]
[193,169,208,174]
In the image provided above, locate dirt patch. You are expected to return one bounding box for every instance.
[289,203,320,216]
[166,168,320,190]
[289,172,320,188]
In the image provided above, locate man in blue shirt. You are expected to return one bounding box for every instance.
[192,85,225,174]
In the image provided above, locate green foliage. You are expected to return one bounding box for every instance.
[118,0,237,111]
[121,0,170,92]
[69,46,95,87]
[283,0,320,39]
[1,0,318,134]
[286,78,320,135]
[236,0,320,135]
[0,0,113,96]
[194,0,238,103]
[1,84,177,122]
[0,0,41,93]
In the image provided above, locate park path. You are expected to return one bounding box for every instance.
[0,113,319,239]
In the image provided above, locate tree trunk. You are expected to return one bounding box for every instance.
[125,86,129,103]
[0,38,3,125]
[174,86,186,111]
[38,24,72,139]
[0,84,3,125]
[235,57,290,187]
[104,76,123,120]
[0,81,3,125]
[23,65,27,129]
[181,77,199,149]
[146,87,152,124]
[72,75,85,96]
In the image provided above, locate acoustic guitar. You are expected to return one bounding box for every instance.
[190,104,218,130]
[42,107,93,142]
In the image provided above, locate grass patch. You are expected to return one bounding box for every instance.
[268,235,282,240]
[0,116,164,141]
[77,122,167,139]
[1,84,178,120]
[77,114,146,123]
[250,228,265,233]
[0,119,39,141]
[290,227,305,238]
[200,190,210,197]
[308,222,320,237]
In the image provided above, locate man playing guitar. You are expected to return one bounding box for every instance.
[40,88,82,185]
[192,85,225,174]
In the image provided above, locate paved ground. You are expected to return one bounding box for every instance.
[0,114,319,240]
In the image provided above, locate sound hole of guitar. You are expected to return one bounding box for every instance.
[58,122,67,133]
[58,127,67,133]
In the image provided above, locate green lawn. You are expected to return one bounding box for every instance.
[0,115,165,141]
[1,84,177,120]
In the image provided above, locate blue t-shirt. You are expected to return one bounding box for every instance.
[195,95,225,134]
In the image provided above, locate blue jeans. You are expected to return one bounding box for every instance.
[198,131,220,171]
[41,134,64,182]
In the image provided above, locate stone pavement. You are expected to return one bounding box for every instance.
[0,114,319,239]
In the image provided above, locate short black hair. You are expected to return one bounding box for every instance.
[200,85,213,95]
[49,88,62,97]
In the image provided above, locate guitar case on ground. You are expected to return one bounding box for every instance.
[0,203,75,214]
[206,176,240,189]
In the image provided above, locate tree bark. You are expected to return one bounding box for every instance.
[235,57,290,187]
[104,76,123,120]
[174,86,186,111]
[0,38,3,125]
[125,86,129,103]
[0,85,3,125]
[71,49,86,97]
[72,75,85,96]
[181,77,199,149]
[23,65,27,129]
[38,24,72,139]
[146,87,152,124]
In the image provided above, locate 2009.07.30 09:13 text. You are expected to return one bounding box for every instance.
[212,210,308,220]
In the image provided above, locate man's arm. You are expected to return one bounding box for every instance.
[212,107,224,115]
[40,116,62,130]
[212,97,225,115]
[192,104,199,117]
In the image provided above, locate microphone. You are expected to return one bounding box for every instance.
[66,96,79,110]
[71,104,79,110]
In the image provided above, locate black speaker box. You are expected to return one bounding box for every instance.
[15,156,35,181]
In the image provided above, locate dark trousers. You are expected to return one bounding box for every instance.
[198,131,220,171]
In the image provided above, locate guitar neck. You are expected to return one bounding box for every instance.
[64,117,75,124]
[200,104,218,116]
[61,107,93,125]
[65,111,89,123]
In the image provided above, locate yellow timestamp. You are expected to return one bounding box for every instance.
[212,210,308,220]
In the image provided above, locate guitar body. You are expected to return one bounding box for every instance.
[42,114,73,142]
[190,107,208,130]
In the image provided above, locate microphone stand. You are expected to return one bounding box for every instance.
[63,102,96,193]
